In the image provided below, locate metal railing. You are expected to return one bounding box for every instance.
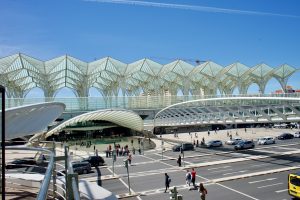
[4,93,300,111]
[5,143,81,200]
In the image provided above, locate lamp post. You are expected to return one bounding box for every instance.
[0,85,5,200]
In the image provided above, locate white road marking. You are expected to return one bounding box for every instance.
[207,165,231,170]
[275,189,288,193]
[257,182,283,189]
[106,167,143,200]
[249,163,269,168]
[216,183,260,200]
[248,178,277,184]
[223,170,248,176]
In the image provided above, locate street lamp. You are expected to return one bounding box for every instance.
[0,85,5,200]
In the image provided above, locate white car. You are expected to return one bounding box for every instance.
[205,140,223,148]
[225,138,243,145]
[294,132,300,138]
[257,136,275,145]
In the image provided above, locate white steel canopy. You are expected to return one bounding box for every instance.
[45,109,144,137]
[154,97,300,126]
[2,102,65,139]
[0,53,298,98]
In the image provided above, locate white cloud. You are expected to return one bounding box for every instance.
[85,0,300,18]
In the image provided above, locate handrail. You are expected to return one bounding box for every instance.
[65,146,80,200]
[6,146,54,200]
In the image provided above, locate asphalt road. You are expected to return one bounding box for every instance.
[80,139,300,200]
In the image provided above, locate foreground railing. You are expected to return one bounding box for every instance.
[5,143,80,200]
[5,93,300,111]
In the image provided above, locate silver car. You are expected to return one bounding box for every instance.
[234,140,255,150]
[225,137,243,145]
[257,136,275,145]
[294,132,300,138]
[205,140,223,148]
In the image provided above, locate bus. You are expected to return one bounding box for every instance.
[288,172,300,199]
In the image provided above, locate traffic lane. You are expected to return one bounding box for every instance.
[101,178,130,195]
[221,170,298,200]
[105,155,154,166]
[80,166,112,179]
[120,170,206,193]
[197,156,300,180]
[112,161,170,174]
[140,182,256,200]
[160,154,228,167]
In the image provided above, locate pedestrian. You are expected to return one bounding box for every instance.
[177,155,182,167]
[196,140,199,147]
[132,147,135,155]
[138,148,141,155]
[186,170,192,187]
[164,173,171,193]
[191,168,196,188]
[245,127,247,132]
[128,153,132,165]
[199,183,208,200]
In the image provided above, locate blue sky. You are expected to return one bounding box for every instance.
[0,0,300,97]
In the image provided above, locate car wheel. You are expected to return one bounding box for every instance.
[252,145,255,148]
[83,169,88,174]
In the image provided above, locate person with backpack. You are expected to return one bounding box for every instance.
[164,173,171,193]
[185,169,192,187]
[199,183,208,200]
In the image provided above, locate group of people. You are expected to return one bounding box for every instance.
[164,168,207,199]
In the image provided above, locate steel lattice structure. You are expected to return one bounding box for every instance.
[0,53,298,98]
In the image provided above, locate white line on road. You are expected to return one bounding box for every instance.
[275,188,288,193]
[257,182,283,189]
[207,165,231,170]
[248,178,277,184]
[216,183,260,200]
[249,163,269,168]
[106,167,143,200]
[223,170,248,176]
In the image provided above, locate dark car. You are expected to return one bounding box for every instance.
[6,158,37,169]
[277,133,294,140]
[82,156,105,167]
[72,162,92,174]
[234,140,255,150]
[172,143,194,152]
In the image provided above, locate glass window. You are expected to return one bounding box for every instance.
[290,176,300,186]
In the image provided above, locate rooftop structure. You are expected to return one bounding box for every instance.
[0,53,298,99]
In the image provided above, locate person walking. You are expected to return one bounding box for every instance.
[177,155,182,167]
[128,153,132,166]
[164,173,171,193]
[191,168,196,188]
[185,170,192,187]
[199,183,208,200]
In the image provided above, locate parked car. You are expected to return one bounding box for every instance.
[6,158,37,169]
[294,132,300,138]
[277,133,294,140]
[172,143,194,152]
[257,136,275,145]
[205,140,223,148]
[234,140,255,150]
[82,155,105,167]
[72,162,92,174]
[225,137,243,145]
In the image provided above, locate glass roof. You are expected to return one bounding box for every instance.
[0,53,298,97]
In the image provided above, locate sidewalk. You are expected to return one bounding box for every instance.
[161,127,299,144]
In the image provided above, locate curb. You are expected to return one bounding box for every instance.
[212,165,300,183]
[116,192,140,199]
